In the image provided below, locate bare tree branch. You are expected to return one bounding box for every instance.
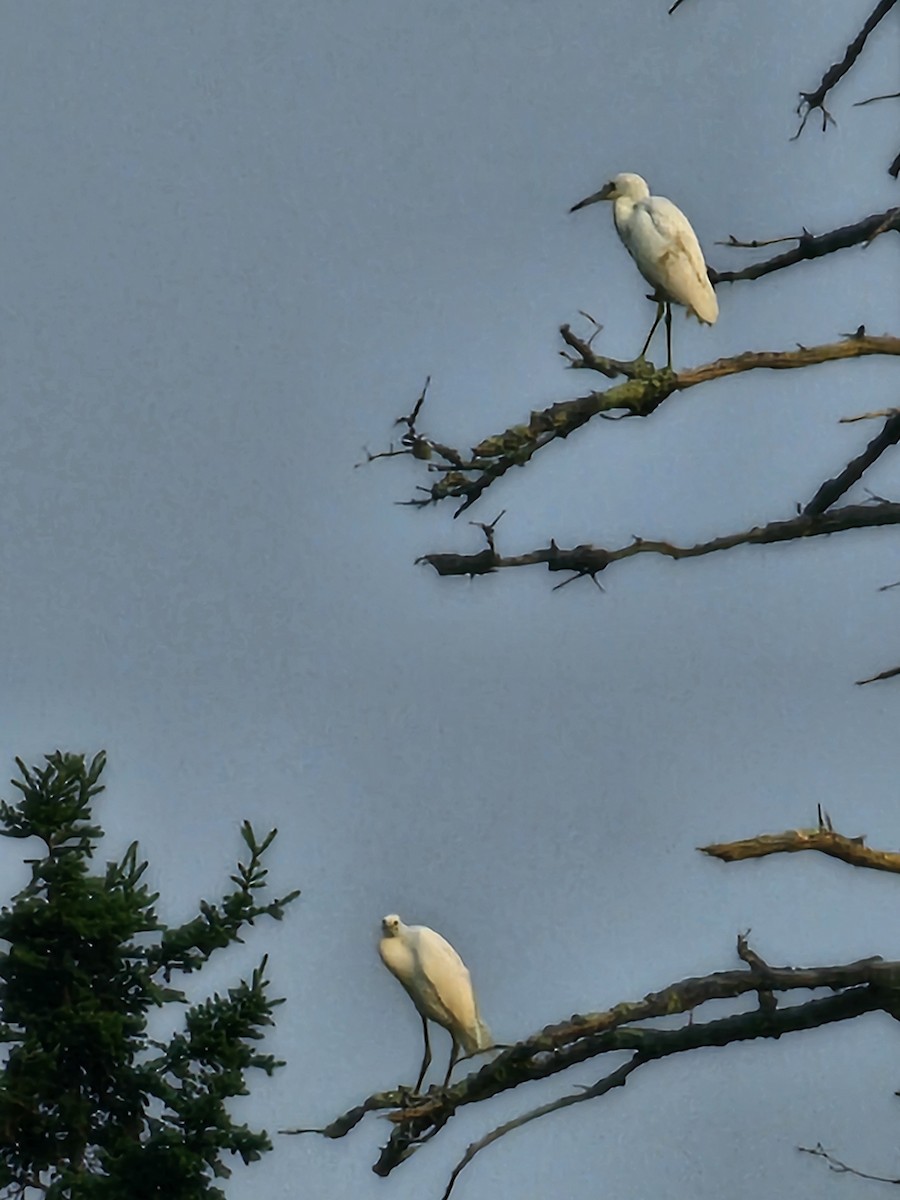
[717,233,804,249]
[854,91,900,106]
[440,1056,645,1200]
[710,210,900,285]
[856,663,900,686]
[840,407,900,423]
[385,334,900,516]
[794,0,899,136]
[804,410,900,514]
[418,502,900,581]
[293,939,900,1182]
[674,0,899,170]
[701,824,900,875]
[799,1142,900,1184]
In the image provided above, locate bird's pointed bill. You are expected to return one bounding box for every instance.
[569,181,616,213]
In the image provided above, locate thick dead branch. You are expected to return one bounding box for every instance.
[419,502,900,581]
[710,210,900,284]
[804,410,900,515]
[794,0,899,136]
[701,825,900,874]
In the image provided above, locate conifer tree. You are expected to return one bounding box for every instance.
[0,750,298,1199]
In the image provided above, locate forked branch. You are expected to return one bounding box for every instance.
[794,0,899,139]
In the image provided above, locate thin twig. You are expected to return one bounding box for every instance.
[716,233,807,249]
[856,664,900,686]
[799,1142,900,1183]
[840,408,900,423]
[441,1057,644,1200]
[853,91,900,107]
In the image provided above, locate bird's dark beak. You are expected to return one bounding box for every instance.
[569,182,615,213]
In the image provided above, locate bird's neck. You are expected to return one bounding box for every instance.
[613,195,636,233]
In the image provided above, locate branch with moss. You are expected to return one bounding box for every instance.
[372,332,900,517]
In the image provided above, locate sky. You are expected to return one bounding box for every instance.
[0,2,899,1197]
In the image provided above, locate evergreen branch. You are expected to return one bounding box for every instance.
[147,825,299,977]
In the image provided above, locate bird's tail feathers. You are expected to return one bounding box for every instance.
[689,289,719,325]
[458,1014,492,1054]
[472,1016,492,1051]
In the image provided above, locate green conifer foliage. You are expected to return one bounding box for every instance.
[0,751,299,1198]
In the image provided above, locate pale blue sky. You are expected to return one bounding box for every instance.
[0,3,898,1198]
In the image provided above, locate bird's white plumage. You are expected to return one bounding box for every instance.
[379,914,491,1089]
[570,172,718,364]
[608,176,717,323]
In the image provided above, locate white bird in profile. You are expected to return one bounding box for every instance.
[379,914,492,1092]
[570,172,718,367]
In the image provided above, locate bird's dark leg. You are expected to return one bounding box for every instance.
[415,1017,432,1093]
[443,1038,460,1088]
[639,299,665,359]
[664,303,673,369]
